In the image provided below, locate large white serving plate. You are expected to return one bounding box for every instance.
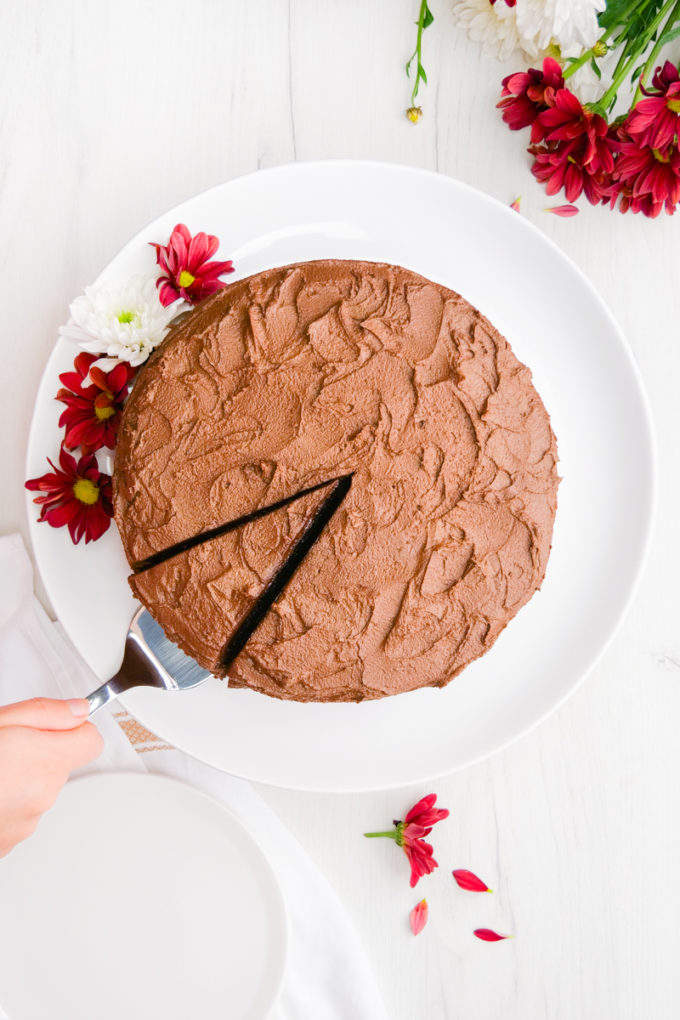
[0,773,288,1020]
[25,161,656,791]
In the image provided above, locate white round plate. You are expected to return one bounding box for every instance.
[0,773,287,1020]
[25,161,656,791]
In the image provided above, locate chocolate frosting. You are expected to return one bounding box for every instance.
[114,260,559,702]
[128,487,335,676]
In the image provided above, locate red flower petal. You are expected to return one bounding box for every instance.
[410,899,428,936]
[452,869,492,893]
[404,793,450,828]
[510,196,521,212]
[545,204,580,216]
[473,928,513,942]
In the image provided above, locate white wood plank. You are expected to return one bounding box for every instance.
[2,1,679,1016]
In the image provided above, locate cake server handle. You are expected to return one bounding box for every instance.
[86,682,122,717]
[85,610,174,716]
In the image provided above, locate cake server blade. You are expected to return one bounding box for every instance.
[84,474,352,716]
[85,606,213,715]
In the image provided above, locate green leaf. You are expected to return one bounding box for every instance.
[659,23,680,44]
[590,57,602,79]
[422,4,434,29]
[418,64,428,84]
[631,62,645,81]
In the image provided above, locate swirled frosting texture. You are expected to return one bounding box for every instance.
[114,260,559,702]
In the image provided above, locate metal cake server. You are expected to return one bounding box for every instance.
[85,474,352,716]
[85,607,211,716]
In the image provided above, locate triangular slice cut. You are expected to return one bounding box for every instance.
[128,482,344,677]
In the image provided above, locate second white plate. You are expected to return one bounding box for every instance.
[0,773,288,1020]
[25,161,656,791]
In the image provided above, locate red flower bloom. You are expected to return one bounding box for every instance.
[56,352,135,455]
[151,223,235,307]
[25,447,113,544]
[490,0,516,6]
[611,132,680,216]
[364,793,449,888]
[529,99,617,206]
[498,57,564,134]
[626,61,680,151]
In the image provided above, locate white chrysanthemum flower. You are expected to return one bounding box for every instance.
[59,275,179,371]
[452,0,524,62]
[515,0,605,55]
[452,0,605,61]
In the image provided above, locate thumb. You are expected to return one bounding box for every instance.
[0,697,90,731]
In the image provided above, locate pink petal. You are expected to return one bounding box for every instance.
[410,899,428,935]
[452,869,492,893]
[545,204,579,216]
[473,928,513,942]
[510,196,521,212]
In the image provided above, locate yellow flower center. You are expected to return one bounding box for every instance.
[653,147,670,163]
[117,310,136,324]
[667,98,680,114]
[72,478,100,505]
[94,403,116,421]
[178,270,196,288]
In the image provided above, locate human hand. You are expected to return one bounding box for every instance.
[0,698,103,857]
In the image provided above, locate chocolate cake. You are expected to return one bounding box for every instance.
[114,260,559,702]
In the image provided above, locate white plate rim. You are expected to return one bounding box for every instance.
[24,159,658,791]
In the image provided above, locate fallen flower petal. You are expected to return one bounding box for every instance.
[545,204,580,216]
[510,196,521,212]
[452,869,492,893]
[473,928,513,942]
[410,899,428,935]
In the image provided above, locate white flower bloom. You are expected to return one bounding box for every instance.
[515,0,605,55]
[452,0,524,62]
[452,0,605,61]
[59,275,179,370]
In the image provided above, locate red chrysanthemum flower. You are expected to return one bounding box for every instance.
[56,352,135,455]
[151,223,235,307]
[529,95,617,205]
[498,57,564,133]
[490,0,516,6]
[611,132,680,216]
[364,793,450,888]
[626,61,680,152]
[529,137,614,205]
[25,447,113,544]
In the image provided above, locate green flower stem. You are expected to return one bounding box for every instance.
[562,0,657,83]
[406,0,432,108]
[633,0,680,102]
[562,47,597,80]
[364,830,399,839]
[595,0,680,112]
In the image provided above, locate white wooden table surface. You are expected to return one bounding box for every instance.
[2,3,679,1018]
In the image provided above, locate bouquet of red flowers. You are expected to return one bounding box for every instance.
[407,0,680,217]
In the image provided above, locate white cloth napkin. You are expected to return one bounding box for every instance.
[0,534,387,1020]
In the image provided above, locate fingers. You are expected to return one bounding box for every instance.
[46,722,104,773]
[0,697,90,731]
